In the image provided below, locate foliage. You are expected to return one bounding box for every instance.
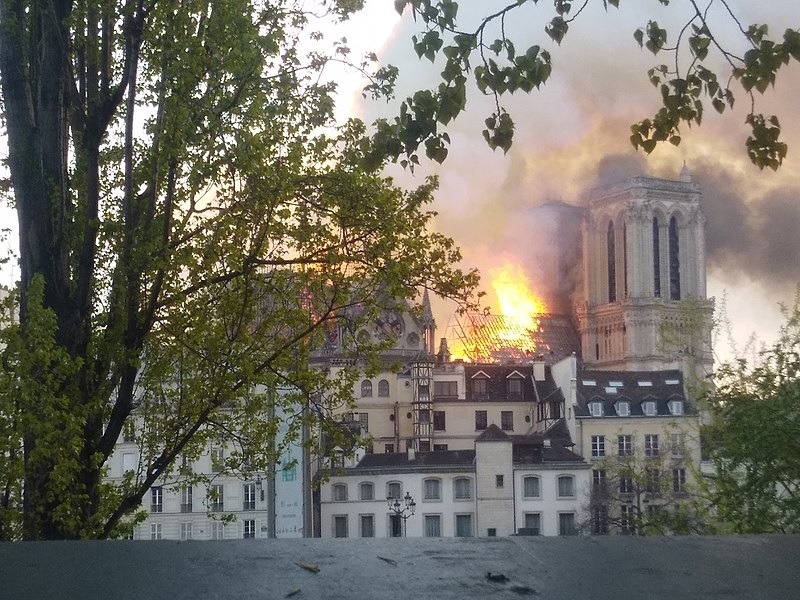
[0,0,478,539]
[704,295,800,533]
[377,1,799,169]
[584,447,711,535]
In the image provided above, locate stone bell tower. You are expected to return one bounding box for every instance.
[574,168,713,378]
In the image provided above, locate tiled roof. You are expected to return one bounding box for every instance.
[573,369,691,417]
[354,449,476,469]
[475,423,511,442]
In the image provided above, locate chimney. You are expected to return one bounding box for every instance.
[407,447,416,462]
[533,361,545,381]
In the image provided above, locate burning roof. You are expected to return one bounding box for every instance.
[450,311,580,364]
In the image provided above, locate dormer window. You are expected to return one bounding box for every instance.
[668,400,684,416]
[507,377,523,398]
[616,401,630,417]
[643,401,657,416]
[589,402,604,417]
[473,377,488,397]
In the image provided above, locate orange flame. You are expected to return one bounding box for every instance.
[448,262,547,362]
[489,263,547,333]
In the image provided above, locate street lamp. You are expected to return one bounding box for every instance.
[387,491,416,537]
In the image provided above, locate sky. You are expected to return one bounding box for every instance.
[335,0,800,365]
[1,1,798,366]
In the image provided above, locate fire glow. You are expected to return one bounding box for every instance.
[448,262,548,362]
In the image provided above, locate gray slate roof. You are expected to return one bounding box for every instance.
[574,369,690,417]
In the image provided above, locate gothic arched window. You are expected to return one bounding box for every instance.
[669,216,681,300]
[652,217,661,297]
[607,221,616,302]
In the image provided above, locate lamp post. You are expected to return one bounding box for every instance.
[387,491,416,537]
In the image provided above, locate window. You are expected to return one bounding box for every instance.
[418,440,431,452]
[591,435,605,458]
[668,400,684,416]
[616,401,630,416]
[385,444,394,454]
[150,523,162,540]
[592,469,607,493]
[589,401,604,417]
[557,475,575,498]
[358,482,374,501]
[434,381,458,398]
[454,478,472,500]
[673,468,687,493]
[418,409,430,424]
[332,483,348,502]
[669,216,681,300]
[243,519,256,539]
[653,217,661,297]
[360,514,375,538]
[559,512,577,535]
[670,433,685,458]
[180,522,193,540]
[620,504,634,534]
[122,452,136,473]
[495,474,504,488]
[387,481,402,500]
[211,447,224,473]
[607,221,616,302]
[645,468,661,494]
[378,379,390,397]
[433,411,446,431]
[643,401,657,416]
[455,514,473,537]
[211,521,224,540]
[389,514,403,537]
[360,380,372,397]
[618,435,633,456]
[472,378,488,397]
[501,411,514,431]
[358,412,369,431]
[209,484,224,512]
[592,507,609,535]
[333,515,348,538]
[487,528,497,537]
[508,377,523,398]
[180,486,193,513]
[423,478,441,501]
[433,444,449,451]
[475,410,487,431]
[150,486,163,513]
[243,483,256,510]
[523,476,540,498]
[424,515,442,537]
[122,421,136,442]
[180,455,193,475]
[523,513,541,535]
[645,434,660,457]
[620,476,634,495]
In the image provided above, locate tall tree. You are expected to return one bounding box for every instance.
[704,296,800,533]
[0,0,478,539]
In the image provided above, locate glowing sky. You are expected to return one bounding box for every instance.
[345,0,800,364]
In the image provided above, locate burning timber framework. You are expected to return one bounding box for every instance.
[449,311,581,364]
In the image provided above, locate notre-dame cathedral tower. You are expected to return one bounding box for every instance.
[574,167,714,378]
